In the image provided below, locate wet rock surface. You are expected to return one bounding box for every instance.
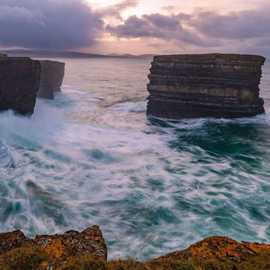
[0,57,41,115]
[38,60,65,99]
[147,54,266,119]
[0,228,270,269]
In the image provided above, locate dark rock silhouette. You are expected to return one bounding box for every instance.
[0,57,41,115]
[147,54,266,119]
[38,60,65,99]
[0,54,65,115]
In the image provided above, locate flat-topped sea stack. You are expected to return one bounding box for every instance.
[147,54,266,119]
[0,57,41,115]
[38,60,65,99]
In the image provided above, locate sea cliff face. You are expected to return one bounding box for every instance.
[0,57,41,115]
[147,54,266,119]
[0,55,65,115]
[0,227,269,269]
[38,60,65,99]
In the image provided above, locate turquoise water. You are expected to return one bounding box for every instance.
[0,57,270,260]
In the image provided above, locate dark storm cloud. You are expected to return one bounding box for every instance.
[106,13,212,47]
[0,0,103,50]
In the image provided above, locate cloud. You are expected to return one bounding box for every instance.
[189,9,270,40]
[106,5,270,56]
[106,13,213,47]
[0,0,104,50]
[98,0,138,20]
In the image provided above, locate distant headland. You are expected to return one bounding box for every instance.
[2,49,154,59]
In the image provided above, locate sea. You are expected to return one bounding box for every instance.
[0,57,269,260]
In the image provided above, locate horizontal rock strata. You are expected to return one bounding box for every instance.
[0,227,270,269]
[147,54,266,119]
[38,60,65,99]
[0,57,41,115]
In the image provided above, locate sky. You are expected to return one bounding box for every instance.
[0,0,269,56]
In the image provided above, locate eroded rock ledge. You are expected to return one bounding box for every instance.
[0,227,269,269]
[147,54,266,119]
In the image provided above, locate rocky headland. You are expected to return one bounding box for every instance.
[147,54,266,119]
[0,57,41,115]
[0,226,269,269]
[0,54,65,115]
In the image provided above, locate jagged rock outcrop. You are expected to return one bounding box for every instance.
[37,60,65,99]
[147,236,270,270]
[147,54,266,119]
[0,57,41,115]
[0,226,107,269]
[0,228,270,269]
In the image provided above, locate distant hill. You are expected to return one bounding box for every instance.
[2,49,154,59]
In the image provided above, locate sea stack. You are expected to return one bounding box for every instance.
[0,57,41,115]
[147,54,266,119]
[38,60,65,99]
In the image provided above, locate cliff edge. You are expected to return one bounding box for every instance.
[0,227,269,269]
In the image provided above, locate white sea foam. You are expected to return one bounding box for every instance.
[0,57,270,260]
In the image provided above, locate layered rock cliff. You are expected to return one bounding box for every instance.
[0,227,270,269]
[0,54,65,115]
[147,54,266,119]
[38,60,65,99]
[0,57,41,115]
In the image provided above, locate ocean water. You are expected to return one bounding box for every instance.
[0,57,270,260]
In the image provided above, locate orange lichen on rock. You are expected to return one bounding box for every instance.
[147,236,270,270]
[0,228,270,269]
[0,226,107,270]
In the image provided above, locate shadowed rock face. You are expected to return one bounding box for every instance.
[38,60,65,99]
[147,54,266,119]
[0,57,41,115]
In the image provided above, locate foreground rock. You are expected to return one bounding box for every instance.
[147,54,266,119]
[0,228,270,269]
[0,57,41,115]
[147,236,270,270]
[38,60,65,99]
[0,226,107,269]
